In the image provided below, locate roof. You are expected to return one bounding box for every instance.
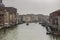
[5,7,17,13]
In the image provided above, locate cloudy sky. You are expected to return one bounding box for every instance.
[3,0,60,15]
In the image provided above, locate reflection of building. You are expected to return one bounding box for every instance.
[38,14,49,24]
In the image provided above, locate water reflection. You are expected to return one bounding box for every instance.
[0,23,60,40]
[0,26,18,40]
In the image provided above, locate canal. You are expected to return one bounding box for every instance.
[0,23,60,40]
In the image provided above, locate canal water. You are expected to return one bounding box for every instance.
[0,23,60,40]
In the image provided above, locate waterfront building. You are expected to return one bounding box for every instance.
[18,15,23,24]
[5,7,17,26]
[48,10,60,35]
[0,0,18,28]
[0,11,4,27]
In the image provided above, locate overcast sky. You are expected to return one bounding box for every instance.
[3,0,60,15]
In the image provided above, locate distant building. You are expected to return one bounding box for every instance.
[22,14,32,23]
[31,14,38,23]
[18,15,24,24]
[22,14,39,23]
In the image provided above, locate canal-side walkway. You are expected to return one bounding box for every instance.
[0,23,60,40]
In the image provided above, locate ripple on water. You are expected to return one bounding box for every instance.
[0,23,60,40]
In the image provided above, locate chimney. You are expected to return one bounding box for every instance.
[0,0,2,3]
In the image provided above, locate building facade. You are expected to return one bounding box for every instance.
[49,10,60,31]
[0,11,4,26]
[5,7,17,26]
